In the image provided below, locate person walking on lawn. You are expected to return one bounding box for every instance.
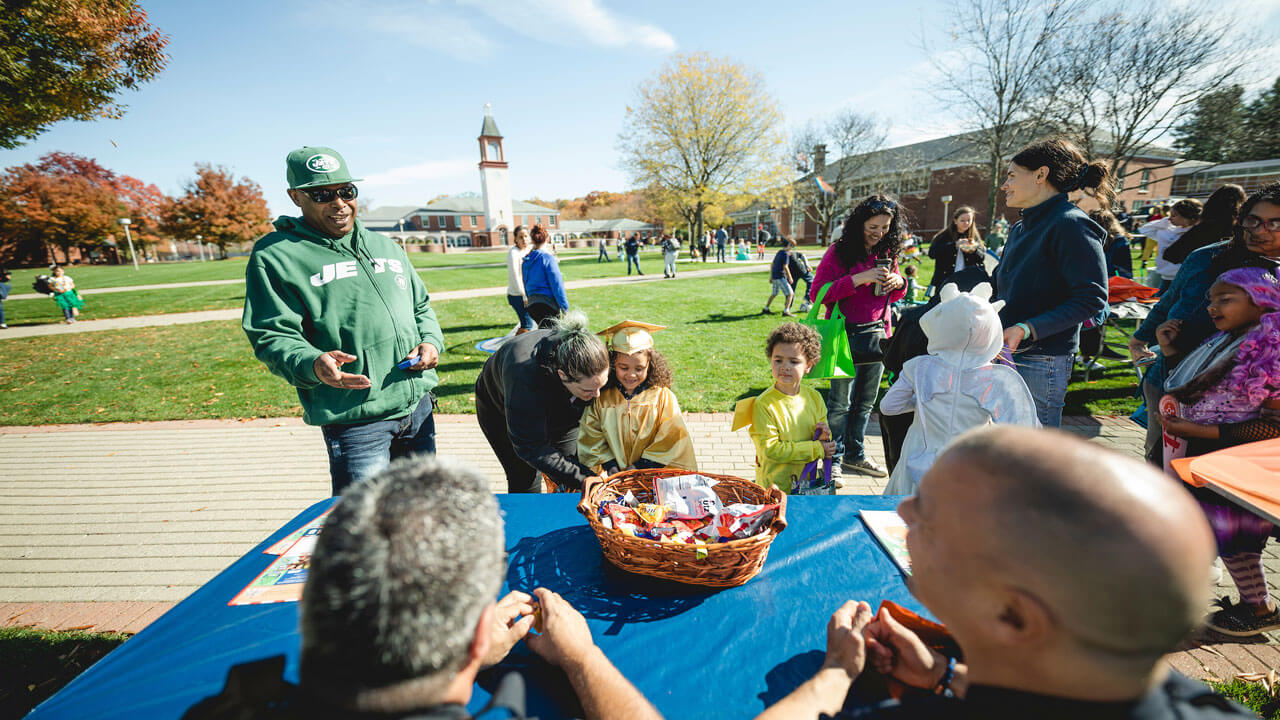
[243,146,444,496]
[625,232,643,275]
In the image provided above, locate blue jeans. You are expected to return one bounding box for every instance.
[626,253,642,275]
[321,392,436,496]
[1014,353,1072,428]
[507,294,535,330]
[598,244,610,262]
[827,362,884,463]
[717,245,726,262]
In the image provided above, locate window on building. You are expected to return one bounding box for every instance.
[499,227,508,244]
[471,215,479,227]
[1114,172,1125,192]
[1140,169,1151,190]
[440,216,450,230]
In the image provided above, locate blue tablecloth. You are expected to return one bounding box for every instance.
[29,494,924,719]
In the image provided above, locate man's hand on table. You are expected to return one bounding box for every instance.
[525,588,601,671]
[482,590,537,668]
[864,606,968,697]
[823,600,874,679]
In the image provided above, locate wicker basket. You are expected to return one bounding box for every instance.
[575,468,788,588]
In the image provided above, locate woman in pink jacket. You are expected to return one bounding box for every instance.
[810,195,908,481]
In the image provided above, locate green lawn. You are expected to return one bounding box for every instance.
[0,267,1144,425]
[0,627,129,720]
[0,251,762,327]
[3,246,604,292]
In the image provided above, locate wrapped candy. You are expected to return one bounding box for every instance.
[655,474,724,519]
[636,503,667,525]
[714,503,779,540]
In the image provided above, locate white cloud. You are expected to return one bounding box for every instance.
[360,158,476,205]
[323,0,676,60]
[361,4,495,61]
[460,0,676,52]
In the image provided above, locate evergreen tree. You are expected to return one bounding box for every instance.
[1172,85,1246,162]
[1243,77,1280,160]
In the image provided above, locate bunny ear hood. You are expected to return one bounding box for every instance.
[919,282,1006,369]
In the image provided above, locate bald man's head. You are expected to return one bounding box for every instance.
[909,426,1214,667]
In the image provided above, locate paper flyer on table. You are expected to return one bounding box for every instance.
[860,510,912,576]
[229,529,319,606]
[263,510,330,555]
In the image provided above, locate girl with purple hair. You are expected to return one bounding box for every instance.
[1155,266,1280,636]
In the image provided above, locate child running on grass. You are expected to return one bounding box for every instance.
[733,322,836,494]
[762,238,796,316]
[577,320,698,475]
[1157,267,1280,636]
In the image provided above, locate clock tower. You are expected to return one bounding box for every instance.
[478,103,513,245]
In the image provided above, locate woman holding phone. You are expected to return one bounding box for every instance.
[810,195,908,480]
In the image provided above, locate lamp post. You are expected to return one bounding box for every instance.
[940,195,953,232]
[118,218,139,270]
[196,234,205,262]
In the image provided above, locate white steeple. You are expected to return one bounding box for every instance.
[478,104,512,243]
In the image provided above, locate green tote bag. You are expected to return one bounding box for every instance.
[801,282,854,380]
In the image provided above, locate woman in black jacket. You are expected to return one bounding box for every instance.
[926,206,985,296]
[995,136,1111,428]
[475,311,610,493]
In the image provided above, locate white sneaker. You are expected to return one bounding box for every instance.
[797,302,811,313]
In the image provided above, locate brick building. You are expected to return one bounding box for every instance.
[1172,158,1280,200]
[790,128,1191,243]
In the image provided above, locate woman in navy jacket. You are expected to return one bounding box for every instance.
[994,137,1110,427]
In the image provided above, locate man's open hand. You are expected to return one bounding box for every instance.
[314,350,372,390]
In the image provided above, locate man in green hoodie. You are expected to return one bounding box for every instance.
[243,146,445,495]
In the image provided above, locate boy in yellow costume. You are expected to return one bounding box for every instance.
[577,320,698,475]
[733,322,835,493]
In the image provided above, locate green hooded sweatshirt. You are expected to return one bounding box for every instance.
[242,216,444,426]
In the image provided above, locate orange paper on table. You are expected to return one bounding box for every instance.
[1172,439,1280,521]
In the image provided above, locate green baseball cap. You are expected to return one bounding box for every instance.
[286,146,363,189]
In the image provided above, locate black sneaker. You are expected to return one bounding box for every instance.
[1206,597,1280,637]
[842,457,888,478]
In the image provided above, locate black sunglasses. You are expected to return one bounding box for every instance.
[867,199,896,213]
[299,185,358,203]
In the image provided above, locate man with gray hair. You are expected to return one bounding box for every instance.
[758,426,1252,719]
[300,455,661,719]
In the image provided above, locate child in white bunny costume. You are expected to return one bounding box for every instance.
[881,282,1040,495]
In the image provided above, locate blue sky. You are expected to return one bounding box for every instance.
[2,0,1278,217]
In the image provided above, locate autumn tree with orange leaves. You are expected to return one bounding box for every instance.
[162,164,272,259]
[0,152,165,265]
[0,0,169,149]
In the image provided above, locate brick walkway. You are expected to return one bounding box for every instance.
[0,413,1274,682]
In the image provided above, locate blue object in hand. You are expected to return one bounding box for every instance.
[397,356,420,370]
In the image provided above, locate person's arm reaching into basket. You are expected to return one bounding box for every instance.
[526,589,663,720]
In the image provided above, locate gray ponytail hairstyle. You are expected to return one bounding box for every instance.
[549,310,609,381]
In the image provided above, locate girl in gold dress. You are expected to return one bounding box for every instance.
[577,321,698,475]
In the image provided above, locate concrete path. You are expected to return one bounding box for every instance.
[1,261,769,340]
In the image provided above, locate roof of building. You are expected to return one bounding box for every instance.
[360,205,421,223]
[1173,158,1280,176]
[801,124,1180,185]
[559,218,657,232]
[421,195,556,214]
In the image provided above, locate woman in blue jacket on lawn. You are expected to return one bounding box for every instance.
[522,224,570,329]
[994,137,1111,428]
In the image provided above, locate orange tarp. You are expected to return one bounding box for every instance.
[1173,438,1280,521]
